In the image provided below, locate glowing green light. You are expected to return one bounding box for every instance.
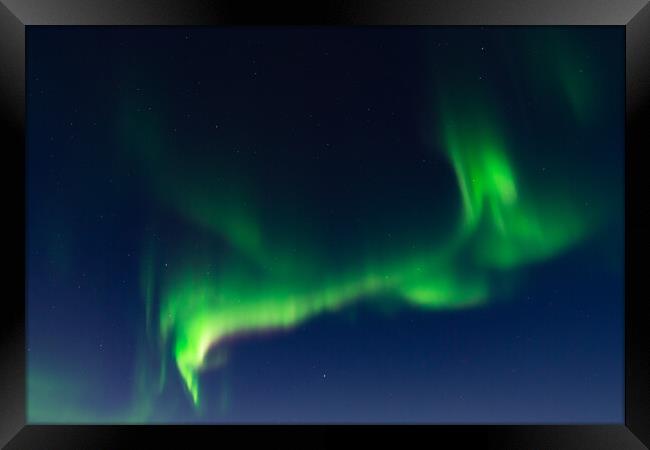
[150,100,594,404]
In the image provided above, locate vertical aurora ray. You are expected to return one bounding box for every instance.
[436,84,596,269]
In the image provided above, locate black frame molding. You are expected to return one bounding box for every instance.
[1,1,648,448]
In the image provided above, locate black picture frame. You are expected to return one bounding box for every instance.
[1,1,648,448]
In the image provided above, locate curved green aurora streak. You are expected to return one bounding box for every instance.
[118,67,603,410]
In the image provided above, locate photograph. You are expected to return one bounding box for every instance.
[1,1,648,448]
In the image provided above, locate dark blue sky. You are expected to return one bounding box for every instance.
[27,27,624,423]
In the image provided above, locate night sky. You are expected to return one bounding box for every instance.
[27,27,624,423]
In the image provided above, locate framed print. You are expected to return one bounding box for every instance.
[1,1,648,448]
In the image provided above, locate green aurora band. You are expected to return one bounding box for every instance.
[120,102,598,410]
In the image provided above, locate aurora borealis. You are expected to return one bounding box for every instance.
[27,27,624,423]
